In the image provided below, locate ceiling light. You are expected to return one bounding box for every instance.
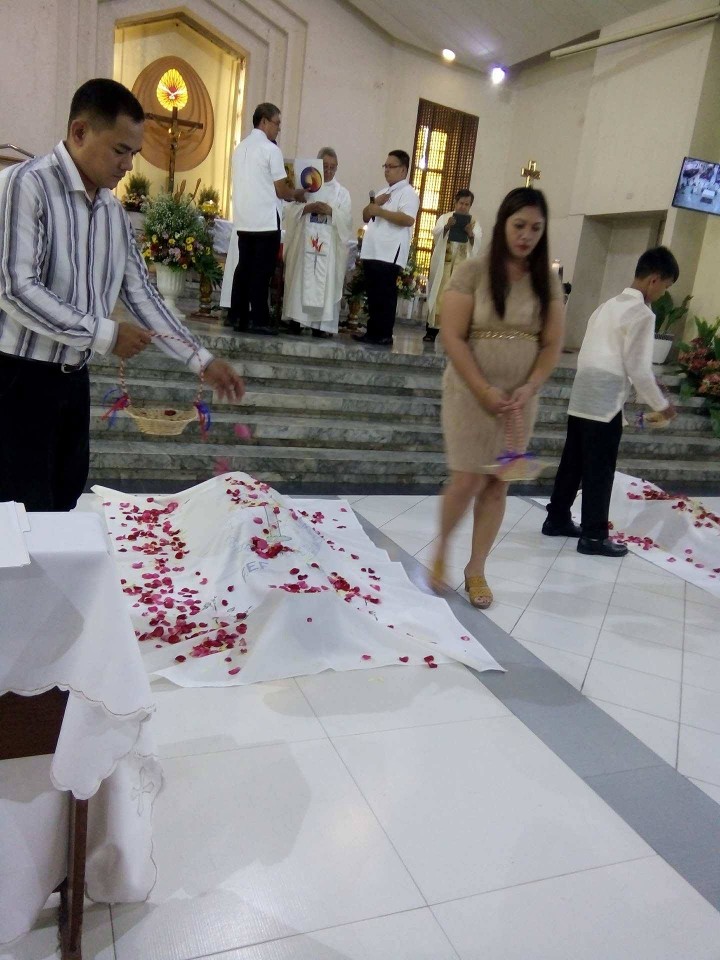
[442,49,456,62]
[490,66,506,84]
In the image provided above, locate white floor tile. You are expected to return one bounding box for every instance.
[550,550,622,583]
[593,630,682,683]
[207,909,460,960]
[686,584,720,609]
[536,568,615,604]
[682,651,720,694]
[602,609,684,650]
[296,663,508,738]
[333,716,650,905]
[583,660,681,722]
[1,904,114,960]
[684,622,720,661]
[589,698,679,765]
[109,742,423,960]
[526,589,608,629]
[512,609,599,658]
[689,778,720,806]
[483,556,548,589]
[477,601,523,633]
[379,527,436,556]
[337,495,367,505]
[518,640,590,690]
[619,553,686,599]
[681,684,720,735]
[610,584,685,624]
[678,724,720,786]
[381,512,437,541]
[353,496,427,527]
[432,856,720,960]
[685,600,719,632]
[489,540,557,570]
[151,681,327,759]
[475,576,536,610]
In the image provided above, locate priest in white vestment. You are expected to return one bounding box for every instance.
[282,148,353,337]
[424,189,481,342]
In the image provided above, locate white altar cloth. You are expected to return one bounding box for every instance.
[0,513,161,945]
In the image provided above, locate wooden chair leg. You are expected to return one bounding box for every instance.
[58,797,88,960]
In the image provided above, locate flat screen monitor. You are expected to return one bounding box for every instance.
[672,156,720,216]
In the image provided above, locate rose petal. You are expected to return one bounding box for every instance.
[398,656,409,662]
[361,654,372,661]
[423,655,435,663]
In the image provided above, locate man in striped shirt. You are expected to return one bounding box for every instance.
[0,79,244,511]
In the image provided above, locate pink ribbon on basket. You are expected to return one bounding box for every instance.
[101,388,130,427]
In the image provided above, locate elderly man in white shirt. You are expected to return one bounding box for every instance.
[542,246,678,557]
[353,149,420,346]
[225,102,306,335]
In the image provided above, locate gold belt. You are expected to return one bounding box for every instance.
[469,329,539,342]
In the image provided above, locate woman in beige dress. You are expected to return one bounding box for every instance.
[431,188,565,608]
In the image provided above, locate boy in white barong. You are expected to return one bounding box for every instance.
[542,246,678,557]
[423,189,481,342]
[282,148,353,338]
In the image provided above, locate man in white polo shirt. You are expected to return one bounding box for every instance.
[354,150,420,346]
[227,102,306,335]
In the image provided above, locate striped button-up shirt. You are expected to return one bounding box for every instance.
[0,142,213,371]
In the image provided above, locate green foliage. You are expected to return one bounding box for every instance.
[651,292,692,336]
[122,173,151,211]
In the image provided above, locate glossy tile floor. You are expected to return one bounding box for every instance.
[8,495,720,959]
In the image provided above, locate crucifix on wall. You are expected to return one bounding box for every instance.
[144,68,204,193]
[521,159,541,188]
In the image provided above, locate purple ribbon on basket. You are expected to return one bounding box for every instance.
[101,388,130,427]
[195,399,212,440]
[496,449,538,466]
[635,411,645,431]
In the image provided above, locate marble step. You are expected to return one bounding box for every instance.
[88,438,719,487]
[89,407,720,458]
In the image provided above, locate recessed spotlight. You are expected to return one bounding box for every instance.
[442,49,456,62]
[491,66,506,84]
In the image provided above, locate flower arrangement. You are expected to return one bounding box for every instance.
[397,244,419,300]
[677,317,720,437]
[122,172,151,212]
[140,192,211,272]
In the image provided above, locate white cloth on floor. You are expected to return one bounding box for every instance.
[0,513,161,945]
[92,474,504,687]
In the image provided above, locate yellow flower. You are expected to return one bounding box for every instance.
[187,236,195,244]
[205,246,211,254]
[152,234,158,242]
[181,263,188,269]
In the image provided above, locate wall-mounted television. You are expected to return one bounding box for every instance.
[672,156,720,216]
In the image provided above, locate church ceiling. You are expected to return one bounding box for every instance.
[342,0,672,71]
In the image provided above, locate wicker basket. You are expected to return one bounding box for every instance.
[126,404,200,436]
[483,408,547,481]
[112,333,209,437]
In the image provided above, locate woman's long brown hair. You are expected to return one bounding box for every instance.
[489,187,550,322]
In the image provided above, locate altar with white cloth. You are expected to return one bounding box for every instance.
[0,513,161,946]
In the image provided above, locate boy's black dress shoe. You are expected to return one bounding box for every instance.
[577,537,628,557]
[541,519,582,538]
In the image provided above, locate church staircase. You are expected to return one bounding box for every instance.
[88,320,720,494]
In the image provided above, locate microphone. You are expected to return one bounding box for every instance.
[369,189,375,221]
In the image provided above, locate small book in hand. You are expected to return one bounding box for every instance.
[448,213,471,243]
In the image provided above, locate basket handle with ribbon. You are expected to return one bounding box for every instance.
[485,407,545,481]
[101,332,212,439]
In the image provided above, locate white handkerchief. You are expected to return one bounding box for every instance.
[0,502,31,567]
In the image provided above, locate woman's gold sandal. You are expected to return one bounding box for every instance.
[428,556,446,593]
[465,575,493,609]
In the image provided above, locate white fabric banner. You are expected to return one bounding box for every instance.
[93,474,504,687]
[301,219,332,309]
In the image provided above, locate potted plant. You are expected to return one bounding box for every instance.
[122,173,150,212]
[396,244,419,319]
[140,192,210,319]
[651,291,692,364]
[677,317,720,438]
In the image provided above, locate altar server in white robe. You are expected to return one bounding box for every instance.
[282,148,353,337]
[424,189,481,342]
